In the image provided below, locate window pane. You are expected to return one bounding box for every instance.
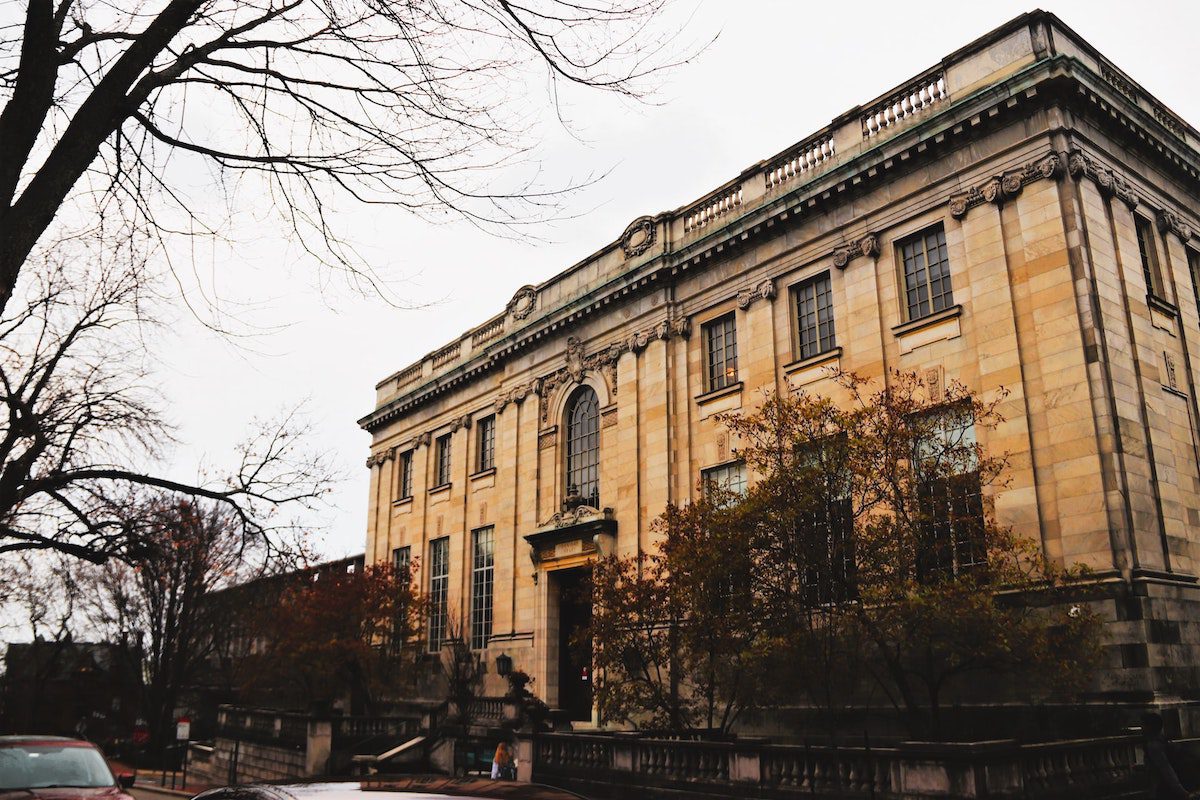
[1136,216,1161,296]
[913,406,984,580]
[901,224,952,320]
[704,314,738,390]
[795,273,836,360]
[398,451,413,498]
[436,434,452,486]
[565,388,601,507]
[477,416,495,472]
[470,527,495,650]
[701,461,747,504]
[428,537,449,652]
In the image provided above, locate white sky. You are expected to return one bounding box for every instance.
[155,0,1200,561]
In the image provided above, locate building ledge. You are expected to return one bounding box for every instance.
[695,381,743,405]
[428,483,451,496]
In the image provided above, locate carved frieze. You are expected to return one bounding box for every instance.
[737,279,776,310]
[621,216,656,258]
[1157,209,1195,242]
[948,153,1064,219]
[506,285,538,321]
[365,446,397,469]
[538,428,557,450]
[1067,150,1139,209]
[539,504,610,530]
[832,233,880,269]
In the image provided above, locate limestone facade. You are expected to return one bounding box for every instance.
[359,11,1200,720]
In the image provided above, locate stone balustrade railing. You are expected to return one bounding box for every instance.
[764,134,836,191]
[683,185,743,233]
[430,341,461,368]
[216,707,310,750]
[524,732,1150,799]
[393,363,423,391]
[331,715,417,742]
[471,697,506,724]
[861,72,947,139]
[368,12,1200,415]
[471,317,506,347]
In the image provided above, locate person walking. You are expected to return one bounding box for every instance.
[491,741,516,780]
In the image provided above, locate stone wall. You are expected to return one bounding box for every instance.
[187,737,307,785]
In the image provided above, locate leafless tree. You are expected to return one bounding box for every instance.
[0,551,85,725]
[0,0,699,316]
[85,498,269,751]
[0,240,334,563]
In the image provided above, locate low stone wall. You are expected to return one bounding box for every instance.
[188,737,307,785]
[521,732,1153,800]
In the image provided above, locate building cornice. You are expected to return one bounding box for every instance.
[360,25,1200,436]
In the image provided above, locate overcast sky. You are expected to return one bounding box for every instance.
[154,0,1200,562]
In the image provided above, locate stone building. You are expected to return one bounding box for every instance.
[359,11,1200,726]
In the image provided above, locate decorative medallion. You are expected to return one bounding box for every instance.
[621,216,656,259]
[506,285,538,320]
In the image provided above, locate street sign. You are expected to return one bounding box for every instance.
[176,718,191,741]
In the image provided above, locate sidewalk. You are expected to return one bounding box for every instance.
[108,759,212,797]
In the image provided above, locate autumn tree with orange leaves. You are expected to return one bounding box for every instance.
[248,560,427,713]
[589,370,1103,739]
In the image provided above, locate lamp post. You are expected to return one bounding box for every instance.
[496,652,513,678]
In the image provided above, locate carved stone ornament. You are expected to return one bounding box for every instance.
[1066,150,1139,209]
[832,233,880,269]
[415,431,432,448]
[949,153,1066,219]
[540,504,610,530]
[737,279,776,310]
[506,285,538,320]
[1158,209,1195,242]
[621,216,656,259]
[450,413,472,432]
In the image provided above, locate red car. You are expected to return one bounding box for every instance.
[0,737,136,800]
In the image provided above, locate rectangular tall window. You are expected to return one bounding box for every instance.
[476,415,496,473]
[435,434,452,487]
[704,314,739,391]
[392,545,411,576]
[796,438,855,605]
[793,272,836,360]
[1189,249,1200,316]
[398,451,413,499]
[428,537,449,652]
[899,224,953,321]
[914,407,984,580]
[470,527,495,651]
[1135,215,1164,298]
[701,461,747,501]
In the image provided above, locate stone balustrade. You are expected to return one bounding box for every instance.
[523,732,1150,799]
[471,317,506,347]
[683,185,743,233]
[861,72,947,139]
[764,134,836,191]
[365,11,1200,417]
[430,341,461,368]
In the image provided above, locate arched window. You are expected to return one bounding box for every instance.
[565,387,600,507]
